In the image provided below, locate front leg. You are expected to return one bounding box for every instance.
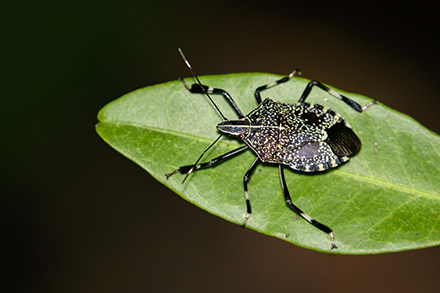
[165,146,248,179]
[241,157,260,228]
[179,77,244,118]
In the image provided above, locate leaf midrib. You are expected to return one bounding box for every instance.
[98,120,440,201]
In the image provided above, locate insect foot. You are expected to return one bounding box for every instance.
[241,213,251,228]
[330,232,337,250]
[165,170,178,180]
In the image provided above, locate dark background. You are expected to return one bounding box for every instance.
[3,1,440,292]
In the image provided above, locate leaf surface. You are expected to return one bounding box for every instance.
[96,73,440,254]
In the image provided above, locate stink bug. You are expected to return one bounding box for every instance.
[166,49,376,249]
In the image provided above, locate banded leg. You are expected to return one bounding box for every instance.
[254,69,301,104]
[278,164,337,250]
[242,157,260,228]
[179,77,244,118]
[165,146,248,179]
[299,80,376,112]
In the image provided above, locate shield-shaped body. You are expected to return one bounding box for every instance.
[242,98,361,172]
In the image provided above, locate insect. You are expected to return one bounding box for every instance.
[166,49,376,249]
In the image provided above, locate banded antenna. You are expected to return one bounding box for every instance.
[178,48,227,120]
[177,48,227,183]
[181,133,223,183]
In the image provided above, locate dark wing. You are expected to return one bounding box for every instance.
[325,122,361,157]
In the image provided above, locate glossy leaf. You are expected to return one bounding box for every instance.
[96,73,440,254]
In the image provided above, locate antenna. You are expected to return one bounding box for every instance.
[181,134,223,184]
[178,48,227,120]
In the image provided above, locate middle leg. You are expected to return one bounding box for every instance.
[298,80,376,112]
[254,69,301,104]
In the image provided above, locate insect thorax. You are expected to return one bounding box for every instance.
[240,98,361,172]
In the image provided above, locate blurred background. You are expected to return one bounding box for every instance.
[2,0,439,292]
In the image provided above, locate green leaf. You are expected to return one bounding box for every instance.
[96,73,440,254]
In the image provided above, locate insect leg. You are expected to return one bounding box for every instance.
[299,80,376,112]
[178,77,244,118]
[278,164,337,250]
[242,157,260,228]
[165,146,248,179]
[254,69,301,104]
